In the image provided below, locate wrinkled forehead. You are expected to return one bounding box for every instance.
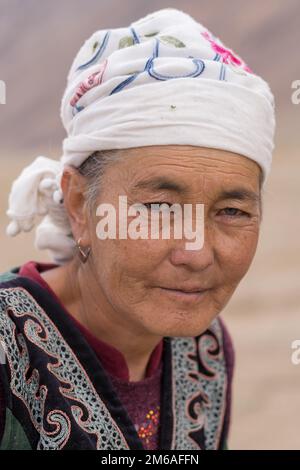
[105,146,262,196]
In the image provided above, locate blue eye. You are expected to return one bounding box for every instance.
[218,207,249,217]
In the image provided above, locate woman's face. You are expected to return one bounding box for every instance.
[80,145,262,338]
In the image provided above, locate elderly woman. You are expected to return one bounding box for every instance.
[0,8,275,450]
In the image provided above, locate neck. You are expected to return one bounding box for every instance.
[46,259,162,382]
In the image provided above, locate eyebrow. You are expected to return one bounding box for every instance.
[131,176,189,194]
[216,188,260,203]
[131,176,260,203]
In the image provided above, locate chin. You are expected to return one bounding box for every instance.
[168,323,213,338]
[147,313,216,338]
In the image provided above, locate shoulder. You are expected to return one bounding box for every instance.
[0,267,20,285]
[0,267,21,316]
[216,316,235,449]
[0,270,45,330]
[0,266,45,298]
[218,316,235,366]
[0,267,24,314]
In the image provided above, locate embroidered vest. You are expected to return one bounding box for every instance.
[0,270,228,450]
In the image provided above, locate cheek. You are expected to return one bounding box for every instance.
[217,228,259,283]
[95,237,166,290]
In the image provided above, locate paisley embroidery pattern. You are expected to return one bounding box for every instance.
[0,287,129,450]
[171,320,227,450]
[0,312,71,449]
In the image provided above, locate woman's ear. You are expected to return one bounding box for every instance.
[61,166,90,243]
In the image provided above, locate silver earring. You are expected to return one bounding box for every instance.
[76,237,91,263]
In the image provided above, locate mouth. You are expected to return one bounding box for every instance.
[156,286,211,302]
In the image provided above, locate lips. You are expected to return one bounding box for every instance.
[159,286,210,294]
[156,286,211,302]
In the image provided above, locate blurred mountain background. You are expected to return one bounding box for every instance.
[0,0,299,449]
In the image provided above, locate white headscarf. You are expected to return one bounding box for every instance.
[6,7,276,264]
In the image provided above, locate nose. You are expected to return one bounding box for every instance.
[169,224,215,272]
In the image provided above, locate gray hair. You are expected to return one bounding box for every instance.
[77,149,123,214]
